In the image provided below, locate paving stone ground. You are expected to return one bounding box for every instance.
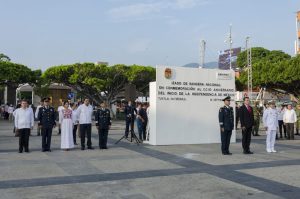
[0,119,300,199]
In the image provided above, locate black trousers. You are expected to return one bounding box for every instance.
[42,127,53,151]
[125,118,135,137]
[278,120,286,137]
[19,128,30,152]
[286,123,294,140]
[80,124,92,148]
[242,127,252,152]
[98,128,108,148]
[221,130,232,153]
[73,124,78,144]
[142,121,148,140]
[4,112,9,120]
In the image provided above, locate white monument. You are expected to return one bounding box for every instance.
[148,66,236,145]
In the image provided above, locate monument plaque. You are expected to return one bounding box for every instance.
[149,66,236,145]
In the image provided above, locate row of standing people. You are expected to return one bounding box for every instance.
[14,98,112,153]
[236,101,300,140]
[0,104,15,121]
[219,96,298,155]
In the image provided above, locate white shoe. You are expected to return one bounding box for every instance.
[271,149,277,153]
[267,149,272,153]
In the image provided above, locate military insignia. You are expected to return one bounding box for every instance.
[164,68,172,79]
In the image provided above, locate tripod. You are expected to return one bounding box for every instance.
[115,119,142,145]
[115,129,142,145]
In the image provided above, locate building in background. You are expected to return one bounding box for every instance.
[15,84,74,108]
[295,11,300,55]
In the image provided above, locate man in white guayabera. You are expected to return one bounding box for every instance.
[77,98,94,150]
[14,99,34,153]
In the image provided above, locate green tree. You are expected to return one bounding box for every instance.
[0,53,11,62]
[0,61,40,87]
[33,75,50,99]
[126,65,156,95]
[237,47,300,96]
[43,63,156,109]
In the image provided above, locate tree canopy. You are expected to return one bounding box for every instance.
[43,63,156,105]
[0,53,11,62]
[236,47,300,96]
[0,61,41,87]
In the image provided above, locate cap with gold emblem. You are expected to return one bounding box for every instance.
[222,96,231,101]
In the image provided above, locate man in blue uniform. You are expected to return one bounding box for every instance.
[218,96,234,155]
[38,97,56,152]
[95,102,112,149]
[124,100,137,138]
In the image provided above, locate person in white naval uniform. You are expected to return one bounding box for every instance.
[263,100,279,153]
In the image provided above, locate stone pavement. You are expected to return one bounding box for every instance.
[0,120,300,199]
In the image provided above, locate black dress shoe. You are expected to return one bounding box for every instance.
[88,147,94,150]
[25,150,30,153]
[18,151,23,153]
[227,152,232,155]
[81,147,85,150]
[48,149,52,152]
[247,151,254,154]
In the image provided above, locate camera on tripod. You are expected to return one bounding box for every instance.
[115,99,142,145]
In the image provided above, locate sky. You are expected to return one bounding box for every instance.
[0,0,299,70]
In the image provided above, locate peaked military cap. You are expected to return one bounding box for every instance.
[222,96,231,101]
[267,100,275,105]
[42,97,51,102]
[285,102,293,105]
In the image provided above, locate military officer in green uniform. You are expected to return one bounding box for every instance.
[95,102,112,149]
[295,104,300,135]
[252,101,262,136]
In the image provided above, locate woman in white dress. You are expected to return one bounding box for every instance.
[59,101,74,151]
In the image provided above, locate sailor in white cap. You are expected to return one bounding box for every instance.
[263,100,279,153]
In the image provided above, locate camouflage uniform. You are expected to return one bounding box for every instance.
[252,104,262,136]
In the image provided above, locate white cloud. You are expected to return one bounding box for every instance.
[173,0,199,9]
[107,2,164,21]
[107,0,209,22]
